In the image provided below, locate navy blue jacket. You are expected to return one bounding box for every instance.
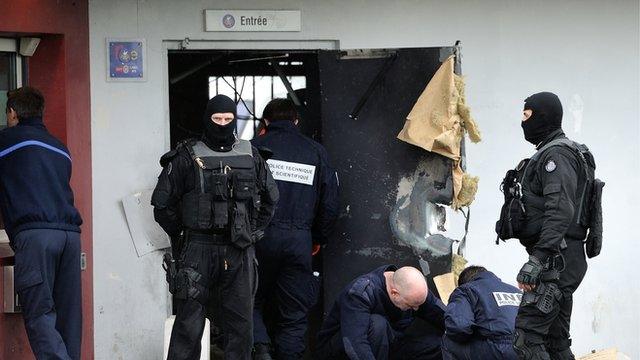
[317,265,446,359]
[0,118,82,239]
[445,271,520,342]
[252,121,338,243]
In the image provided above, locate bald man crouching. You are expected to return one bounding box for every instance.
[315,265,446,360]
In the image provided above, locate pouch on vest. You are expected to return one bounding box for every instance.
[585,178,605,258]
[570,143,603,258]
[232,171,255,200]
[181,192,213,230]
[211,173,229,229]
[495,166,527,242]
[230,202,253,249]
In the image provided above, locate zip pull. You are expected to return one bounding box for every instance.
[195,157,206,169]
[224,259,228,271]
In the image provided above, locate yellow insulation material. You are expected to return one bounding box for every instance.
[452,253,468,286]
[454,173,479,209]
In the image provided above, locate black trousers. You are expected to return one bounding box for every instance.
[515,240,588,358]
[315,315,442,360]
[12,229,82,360]
[253,227,319,360]
[168,241,258,360]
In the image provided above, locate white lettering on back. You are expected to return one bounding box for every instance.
[266,159,316,186]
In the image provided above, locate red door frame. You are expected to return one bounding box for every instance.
[0,2,93,359]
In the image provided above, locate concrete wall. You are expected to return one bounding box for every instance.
[89,0,639,358]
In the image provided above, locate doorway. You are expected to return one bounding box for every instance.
[167,45,460,357]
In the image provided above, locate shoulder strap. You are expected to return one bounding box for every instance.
[530,138,574,162]
[185,142,206,194]
[231,139,253,157]
[190,139,253,159]
[522,138,588,180]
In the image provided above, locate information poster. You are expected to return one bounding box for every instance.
[107,39,146,81]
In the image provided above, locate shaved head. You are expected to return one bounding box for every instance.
[386,266,428,311]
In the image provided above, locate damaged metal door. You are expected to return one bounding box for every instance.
[318,47,459,306]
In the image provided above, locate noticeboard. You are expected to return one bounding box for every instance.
[106,38,146,82]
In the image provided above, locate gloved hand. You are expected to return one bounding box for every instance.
[517,255,544,292]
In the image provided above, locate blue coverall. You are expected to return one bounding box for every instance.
[316,265,446,360]
[251,120,339,359]
[443,271,520,360]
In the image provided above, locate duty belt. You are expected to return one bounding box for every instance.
[185,230,230,244]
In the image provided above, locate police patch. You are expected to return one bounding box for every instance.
[545,160,556,172]
[493,292,522,306]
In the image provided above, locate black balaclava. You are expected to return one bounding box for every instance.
[521,92,563,146]
[202,94,237,149]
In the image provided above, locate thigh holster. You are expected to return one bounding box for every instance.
[513,329,551,360]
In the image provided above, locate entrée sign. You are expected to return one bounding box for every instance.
[204,10,301,32]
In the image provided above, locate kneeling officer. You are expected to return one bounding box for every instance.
[152,94,279,360]
[315,265,446,360]
[443,266,520,359]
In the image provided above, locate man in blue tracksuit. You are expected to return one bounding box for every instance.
[315,265,446,360]
[443,266,520,360]
[0,87,83,359]
[251,98,339,360]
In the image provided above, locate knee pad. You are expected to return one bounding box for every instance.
[513,330,551,360]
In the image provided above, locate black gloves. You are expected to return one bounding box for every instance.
[517,255,544,286]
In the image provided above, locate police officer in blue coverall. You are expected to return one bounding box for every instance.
[251,98,339,360]
[443,266,520,360]
[315,265,446,360]
[0,87,83,359]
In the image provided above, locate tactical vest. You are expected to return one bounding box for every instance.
[179,140,258,249]
[496,138,602,255]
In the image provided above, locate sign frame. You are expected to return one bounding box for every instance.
[106,38,147,82]
[204,10,301,32]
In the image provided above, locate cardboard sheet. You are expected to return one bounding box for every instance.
[577,348,625,360]
[433,272,456,305]
[397,56,480,209]
[122,189,171,257]
[397,56,462,161]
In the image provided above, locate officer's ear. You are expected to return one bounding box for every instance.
[6,107,19,127]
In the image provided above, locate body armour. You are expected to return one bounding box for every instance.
[496,138,602,250]
[180,139,258,249]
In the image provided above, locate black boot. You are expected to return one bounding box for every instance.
[254,343,273,360]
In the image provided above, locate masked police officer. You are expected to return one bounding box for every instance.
[496,92,597,360]
[152,94,279,360]
[251,98,339,360]
[443,266,520,360]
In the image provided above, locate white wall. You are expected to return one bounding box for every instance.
[89,0,640,358]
